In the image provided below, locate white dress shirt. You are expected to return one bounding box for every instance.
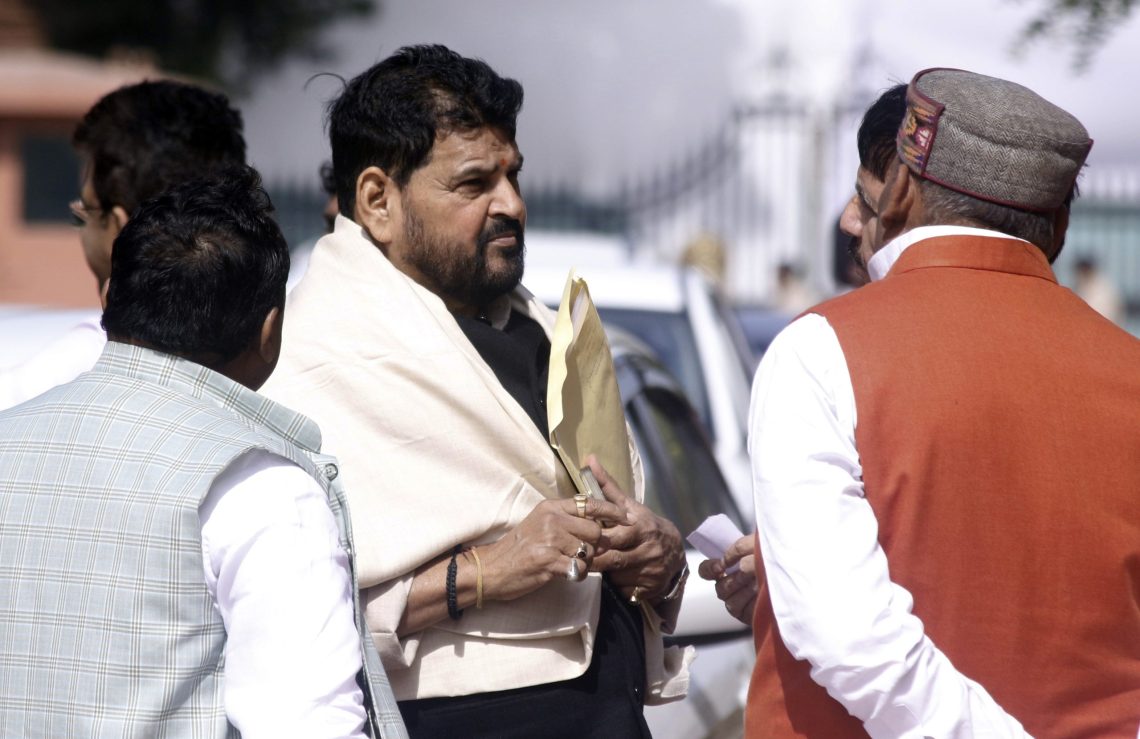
[0,315,106,410]
[749,226,1031,738]
[201,449,367,737]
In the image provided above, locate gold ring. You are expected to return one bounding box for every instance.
[574,493,587,518]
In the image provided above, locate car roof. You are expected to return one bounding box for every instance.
[524,230,686,311]
[525,264,685,312]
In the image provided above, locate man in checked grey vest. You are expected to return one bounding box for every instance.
[0,167,407,738]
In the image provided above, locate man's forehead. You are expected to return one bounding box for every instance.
[431,127,521,166]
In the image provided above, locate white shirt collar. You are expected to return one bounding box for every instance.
[867,225,1031,282]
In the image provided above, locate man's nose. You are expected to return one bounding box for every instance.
[839,196,862,238]
[490,178,526,223]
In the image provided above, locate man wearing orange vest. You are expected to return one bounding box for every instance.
[741,68,1140,737]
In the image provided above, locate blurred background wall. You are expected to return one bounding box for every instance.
[3,0,1140,328]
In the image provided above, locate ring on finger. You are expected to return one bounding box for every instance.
[574,541,588,560]
[574,493,588,518]
[565,557,582,581]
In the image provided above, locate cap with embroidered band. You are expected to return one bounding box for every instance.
[897,67,1093,212]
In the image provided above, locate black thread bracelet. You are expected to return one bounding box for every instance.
[446,545,463,621]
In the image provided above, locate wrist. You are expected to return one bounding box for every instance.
[472,539,511,603]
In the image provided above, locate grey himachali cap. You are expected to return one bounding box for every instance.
[896,67,1093,212]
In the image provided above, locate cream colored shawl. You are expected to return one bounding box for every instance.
[263,217,691,701]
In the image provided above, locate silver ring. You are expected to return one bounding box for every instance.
[574,541,588,560]
[565,557,581,581]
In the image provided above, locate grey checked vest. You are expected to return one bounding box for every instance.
[0,342,407,738]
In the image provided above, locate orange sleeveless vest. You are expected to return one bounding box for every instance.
[746,235,1140,738]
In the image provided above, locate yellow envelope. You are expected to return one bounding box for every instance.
[546,270,635,498]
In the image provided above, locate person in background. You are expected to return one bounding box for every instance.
[771,261,819,314]
[681,231,728,289]
[263,44,690,738]
[699,82,908,626]
[1073,253,1126,324]
[0,80,246,410]
[285,161,340,292]
[321,160,340,233]
[737,67,1139,737]
[0,166,406,738]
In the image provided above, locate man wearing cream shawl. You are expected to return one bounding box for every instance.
[262,45,692,737]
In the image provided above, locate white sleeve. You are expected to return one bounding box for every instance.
[0,319,106,410]
[200,449,367,738]
[749,313,1029,739]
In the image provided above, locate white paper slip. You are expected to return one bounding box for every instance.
[687,514,746,574]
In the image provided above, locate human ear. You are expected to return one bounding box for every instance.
[354,166,399,248]
[257,306,283,367]
[109,205,129,235]
[878,162,916,245]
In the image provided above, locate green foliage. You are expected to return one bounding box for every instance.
[31,0,376,90]
[1013,0,1137,71]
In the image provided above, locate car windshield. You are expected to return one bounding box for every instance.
[733,305,792,364]
[597,307,712,433]
[626,386,746,535]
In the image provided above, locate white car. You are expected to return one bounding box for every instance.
[0,305,101,366]
[607,328,752,739]
[526,231,757,520]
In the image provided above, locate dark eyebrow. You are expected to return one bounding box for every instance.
[454,153,524,181]
[454,163,495,180]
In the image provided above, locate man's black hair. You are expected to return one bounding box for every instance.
[327,44,524,217]
[73,80,247,215]
[102,166,289,363]
[857,84,908,181]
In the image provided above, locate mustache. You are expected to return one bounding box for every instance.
[846,234,865,270]
[478,217,524,249]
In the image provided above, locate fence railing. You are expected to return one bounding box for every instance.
[268,104,1140,311]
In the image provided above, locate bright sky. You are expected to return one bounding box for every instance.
[240,0,1140,192]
